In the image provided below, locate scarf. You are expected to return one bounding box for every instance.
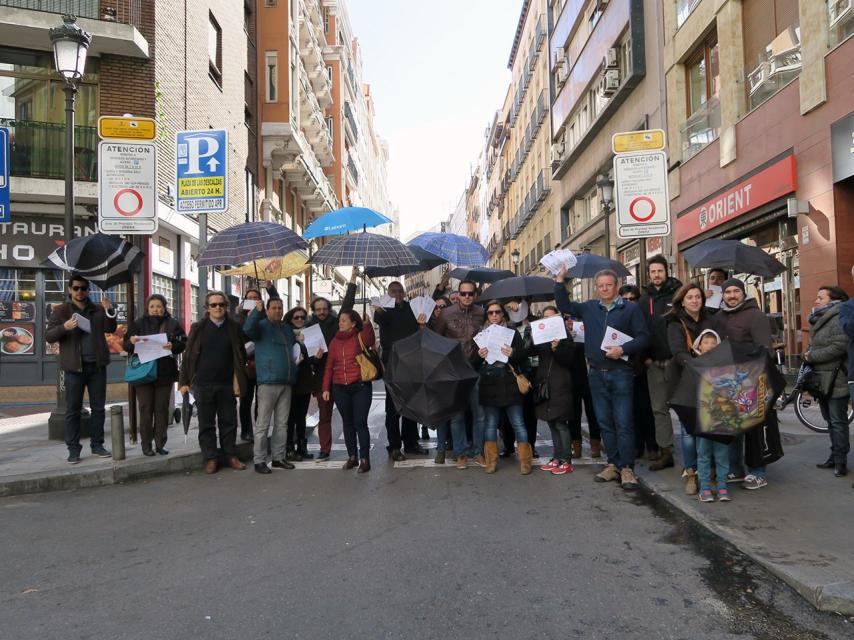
[808,301,840,325]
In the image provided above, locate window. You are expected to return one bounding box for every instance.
[676,0,702,28]
[245,169,256,220]
[829,0,854,47]
[290,44,298,122]
[682,32,720,161]
[265,52,278,102]
[324,7,331,33]
[152,274,176,315]
[208,13,223,88]
[191,285,200,323]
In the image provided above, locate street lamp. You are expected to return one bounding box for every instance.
[596,173,614,259]
[50,15,92,241]
[510,248,520,275]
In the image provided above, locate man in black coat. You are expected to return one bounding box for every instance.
[638,255,682,471]
[373,281,428,460]
[45,274,117,464]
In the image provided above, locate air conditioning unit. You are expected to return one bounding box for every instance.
[555,62,568,89]
[550,137,566,164]
[599,69,620,95]
[603,47,619,69]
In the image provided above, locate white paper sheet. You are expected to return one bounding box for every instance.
[242,299,258,311]
[371,294,395,309]
[705,285,723,309]
[301,323,328,354]
[292,344,303,365]
[174,385,195,406]
[409,295,436,323]
[539,249,578,276]
[506,300,529,324]
[530,314,568,345]
[600,325,632,361]
[244,341,255,357]
[134,332,170,364]
[72,313,91,333]
[571,321,585,343]
[476,324,515,364]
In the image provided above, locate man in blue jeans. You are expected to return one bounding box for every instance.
[554,266,649,489]
[46,275,117,465]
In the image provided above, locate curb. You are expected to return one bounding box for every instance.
[636,472,854,616]
[0,442,254,499]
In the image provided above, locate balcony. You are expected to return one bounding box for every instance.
[0,1,149,58]
[343,101,359,144]
[2,118,97,182]
[298,13,326,81]
[829,0,854,47]
[347,155,359,186]
[746,26,802,111]
[681,96,720,162]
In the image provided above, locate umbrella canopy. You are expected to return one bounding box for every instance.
[566,253,631,279]
[669,340,785,440]
[221,252,309,279]
[42,233,143,288]
[303,206,392,239]
[197,222,307,267]
[363,245,446,278]
[309,232,419,268]
[477,276,556,303]
[681,239,786,278]
[385,330,479,425]
[408,232,488,266]
[448,266,515,283]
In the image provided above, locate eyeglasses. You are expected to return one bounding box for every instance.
[71,285,89,292]
[435,305,447,310]
[487,310,503,316]
[458,291,476,298]
[292,314,306,320]
[207,302,227,308]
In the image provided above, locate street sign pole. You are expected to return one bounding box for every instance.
[199,212,208,308]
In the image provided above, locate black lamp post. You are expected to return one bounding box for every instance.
[50,14,92,240]
[510,248,520,275]
[596,172,614,259]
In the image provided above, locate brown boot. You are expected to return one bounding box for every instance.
[517,442,533,475]
[484,441,499,474]
[648,447,674,471]
[590,439,602,459]
[682,468,699,495]
[571,440,583,459]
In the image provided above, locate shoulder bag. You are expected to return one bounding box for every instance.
[508,363,532,395]
[355,334,383,382]
[123,319,166,386]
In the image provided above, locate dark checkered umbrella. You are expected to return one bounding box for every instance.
[364,245,446,277]
[309,232,419,268]
[196,222,308,267]
[42,232,143,288]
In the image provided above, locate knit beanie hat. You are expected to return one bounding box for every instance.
[721,278,746,295]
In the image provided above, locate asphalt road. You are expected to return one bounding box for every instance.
[1,408,852,639]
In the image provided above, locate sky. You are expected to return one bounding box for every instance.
[346,0,522,240]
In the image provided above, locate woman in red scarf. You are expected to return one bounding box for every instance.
[322,309,377,472]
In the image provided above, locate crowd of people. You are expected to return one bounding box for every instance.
[46,259,852,495]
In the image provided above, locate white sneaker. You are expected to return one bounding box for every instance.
[742,474,768,490]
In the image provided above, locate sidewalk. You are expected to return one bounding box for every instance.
[635,414,854,615]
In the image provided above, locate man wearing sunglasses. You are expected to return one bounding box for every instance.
[425,280,485,468]
[46,274,118,465]
[179,291,249,474]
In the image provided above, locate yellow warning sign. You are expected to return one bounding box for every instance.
[178,176,225,198]
[612,129,666,154]
[98,116,157,141]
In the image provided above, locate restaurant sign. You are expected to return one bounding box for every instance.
[0,216,98,268]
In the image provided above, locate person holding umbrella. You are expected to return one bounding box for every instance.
[123,294,187,457]
[373,281,428,461]
[322,309,377,473]
[553,266,649,489]
[476,301,533,474]
[235,284,277,444]
[307,269,358,461]
[46,274,117,464]
[284,306,318,461]
[179,291,249,475]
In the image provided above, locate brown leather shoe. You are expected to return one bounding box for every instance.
[590,439,603,459]
[204,459,218,474]
[225,456,246,471]
[571,440,583,459]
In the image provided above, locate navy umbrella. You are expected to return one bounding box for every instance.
[309,232,419,268]
[682,239,786,278]
[477,276,556,303]
[364,245,446,278]
[42,232,143,288]
[566,253,631,279]
[448,266,515,283]
[408,232,488,266]
[303,207,392,239]
[196,222,307,267]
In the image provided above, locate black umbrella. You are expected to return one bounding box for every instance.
[364,245,446,277]
[669,340,785,441]
[476,276,556,303]
[682,239,786,278]
[42,233,143,288]
[448,266,515,283]
[565,253,631,279]
[182,392,193,444]
[309,232,419,268]
[385,330,479,425]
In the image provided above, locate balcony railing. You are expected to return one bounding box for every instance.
[0,0,143,30]
[347,156,359,184]
[681,96,720,162]
[746,26,802,111]
[676,0,701,29]
[1,118,98,181]
[828,0,854,47]
[344,102,359,142]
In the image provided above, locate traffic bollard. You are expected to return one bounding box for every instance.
[110,405,126,461]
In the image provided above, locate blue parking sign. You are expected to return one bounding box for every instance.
[0,127,10,223]
[175,129,228,213]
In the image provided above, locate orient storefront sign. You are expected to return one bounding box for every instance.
[675,155,797,244]
[0,216,98,268]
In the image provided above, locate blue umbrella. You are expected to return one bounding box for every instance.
[364,245,446,278]
[408,232,488,266]
[303,207,392,239]
[197,222,307,267]
[309,232,419,268]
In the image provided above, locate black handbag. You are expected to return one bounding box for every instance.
[533,359,552,404]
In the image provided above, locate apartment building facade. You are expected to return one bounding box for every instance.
[665,0,854,360]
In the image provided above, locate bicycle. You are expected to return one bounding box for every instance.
[774,347,852,433]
